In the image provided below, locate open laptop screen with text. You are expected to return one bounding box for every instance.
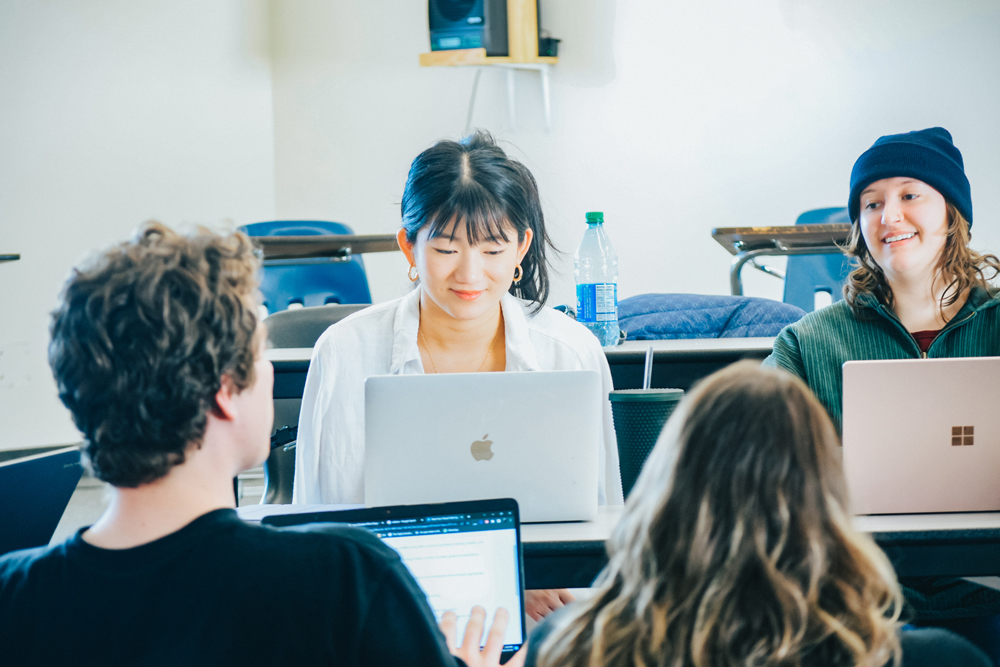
[263,498,525,660]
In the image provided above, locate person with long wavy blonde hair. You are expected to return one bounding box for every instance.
[525,362,988,667]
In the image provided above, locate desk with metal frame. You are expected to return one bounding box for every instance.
[712,224,851,296]
[254,234,398,261]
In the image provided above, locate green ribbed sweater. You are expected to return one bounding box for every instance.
[764,285,1000,619]
[763,285,1000,431]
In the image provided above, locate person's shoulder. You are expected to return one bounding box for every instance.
[522,301,604,354]
[770,300,874,348]
[239,519,400,567]
[0,540,73,590]
[782,300,858,334]
[313,296,405,352]
[898,627,991,667]
[525,606,572,667]
[972,284,1000,311]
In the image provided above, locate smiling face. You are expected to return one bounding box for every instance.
[858,177,950,284]
[399,220,532,323]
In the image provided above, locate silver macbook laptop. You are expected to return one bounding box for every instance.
[365,371,600,522]
[842,357,1000,515]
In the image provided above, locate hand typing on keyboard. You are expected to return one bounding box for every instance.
[440,606,526,667]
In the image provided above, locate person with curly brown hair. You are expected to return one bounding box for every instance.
[0,223,519,667]
[765,127,1000,431]
[763,127,1000,661]
[525,363,989,667]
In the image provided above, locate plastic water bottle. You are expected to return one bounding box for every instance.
[575,211,620,347]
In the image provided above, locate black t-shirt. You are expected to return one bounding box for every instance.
[0,509,462,667]
[524,610,991,667]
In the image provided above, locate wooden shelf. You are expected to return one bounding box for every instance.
[420,48,556,67]
[420,0,555,67]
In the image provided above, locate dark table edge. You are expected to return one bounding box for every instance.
[522,530,1000,588]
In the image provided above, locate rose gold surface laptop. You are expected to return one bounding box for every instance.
[842,357,1000,515]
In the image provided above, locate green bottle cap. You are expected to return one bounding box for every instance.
[585,211,604,223]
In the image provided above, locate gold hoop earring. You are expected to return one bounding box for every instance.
[407,265,419,282]
[513,264,523,283]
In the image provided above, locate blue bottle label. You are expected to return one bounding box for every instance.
[576,283,617,323]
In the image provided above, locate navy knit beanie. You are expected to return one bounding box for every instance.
[848,127,972,228]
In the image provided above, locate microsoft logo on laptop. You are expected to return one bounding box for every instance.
[951,426,974,447]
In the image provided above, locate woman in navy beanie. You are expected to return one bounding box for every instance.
[765,127,1000,663]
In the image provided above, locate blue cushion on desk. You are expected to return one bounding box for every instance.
[618,293,806,340]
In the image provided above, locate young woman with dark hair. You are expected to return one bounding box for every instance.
[525,363,989,667]
[294,132,623,620]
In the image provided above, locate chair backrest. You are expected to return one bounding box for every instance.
[264,304,369,456]
[262,442,296,505]
[264,303,369,349]
[782,208,853,313]
[240,220,373,313]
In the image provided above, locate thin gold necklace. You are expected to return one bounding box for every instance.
[419,325,502,374]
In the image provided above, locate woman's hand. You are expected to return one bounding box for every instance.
[440,606,526,667]
[525,589,575,622]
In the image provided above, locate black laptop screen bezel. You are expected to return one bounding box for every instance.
[263,497,526,660]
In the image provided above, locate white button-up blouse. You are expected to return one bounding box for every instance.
[292,288,624,506]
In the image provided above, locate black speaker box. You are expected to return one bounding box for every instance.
[428,0,508,56]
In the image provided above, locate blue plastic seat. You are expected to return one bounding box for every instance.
[782,208,853,313]
[239,221,373,313]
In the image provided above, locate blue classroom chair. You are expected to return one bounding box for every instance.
[782,207,853,313]
[239,220,373,313]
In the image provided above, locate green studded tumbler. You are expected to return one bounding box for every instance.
[610,388,684,498]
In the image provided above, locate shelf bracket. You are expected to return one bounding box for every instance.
[493,63,552,131]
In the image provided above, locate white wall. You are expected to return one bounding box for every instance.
[0,1,277,451]
[268,0,1000,308]
[5,0,1000,451]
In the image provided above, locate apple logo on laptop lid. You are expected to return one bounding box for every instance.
[471,434,494,461]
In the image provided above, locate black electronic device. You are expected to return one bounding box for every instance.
[0,447,83,556]
[429,0,509,56]
[266,498,526,662]
[428,1,554,58]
